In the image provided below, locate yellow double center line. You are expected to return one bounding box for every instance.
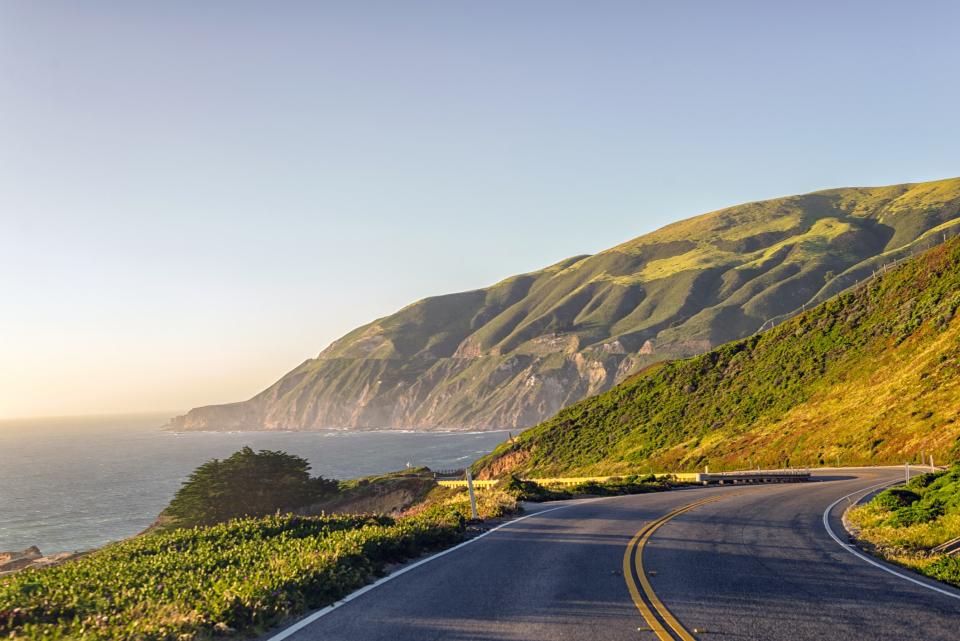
[622,494,734,640]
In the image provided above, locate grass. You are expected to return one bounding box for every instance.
[474,236,960,478]
[403,485,521,519]
[847,465,960,587]
[635,217,855,281]
[170,177,960,432]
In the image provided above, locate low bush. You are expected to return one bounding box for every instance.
[906,473,939,490]
[502,477,571,502]
[926,556,960,585]
[885,502,944,527]
[568,474,668,496]
[872,488,920,510]
[502,474,671,502]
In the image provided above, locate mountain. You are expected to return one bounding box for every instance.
[170,177,960,432]
[473,235,960,478]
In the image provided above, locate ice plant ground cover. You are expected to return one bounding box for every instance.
[0,489,517,641]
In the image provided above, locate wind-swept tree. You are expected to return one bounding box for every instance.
[164,447,338,527]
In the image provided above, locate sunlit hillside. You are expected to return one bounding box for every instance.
[475,235,960,476]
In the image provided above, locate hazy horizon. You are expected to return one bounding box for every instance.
[0,409,180,424]
[4,1,959,419]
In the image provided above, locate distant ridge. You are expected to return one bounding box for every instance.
[474,234,960,476]
[170,177,960,432]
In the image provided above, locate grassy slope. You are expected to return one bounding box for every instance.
[171,177,960,431]
[474,237,960,477]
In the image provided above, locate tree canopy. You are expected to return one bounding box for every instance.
[164,447,339,527]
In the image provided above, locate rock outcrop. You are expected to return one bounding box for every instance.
[0,547,77,576]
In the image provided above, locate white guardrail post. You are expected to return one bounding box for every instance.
[465,470,479,520]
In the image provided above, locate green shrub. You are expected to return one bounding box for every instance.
[501,475,671,501]
[502,476,571,502]
[907,472,939,490]
[872,488,920,510]
[569,480,607,495]
[918,467,960,512]
[885,502,945,527]
[568,478,668,496]
[926,556,960,586]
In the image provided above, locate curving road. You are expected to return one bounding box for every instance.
[271,468,960,641]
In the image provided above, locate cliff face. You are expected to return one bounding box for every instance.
[169,177,960,431]
[171,350,652,431]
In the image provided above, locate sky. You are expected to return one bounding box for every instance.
[2,1,958,420]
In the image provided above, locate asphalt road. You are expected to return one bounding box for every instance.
[276,468,960,641]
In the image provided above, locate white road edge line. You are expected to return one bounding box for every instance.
[822,479,960,601]
[265,503,573,641]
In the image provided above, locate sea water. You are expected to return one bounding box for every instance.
[0,413,510,554]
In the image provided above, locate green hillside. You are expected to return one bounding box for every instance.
[170,177,960,431]
[474,236,960,477]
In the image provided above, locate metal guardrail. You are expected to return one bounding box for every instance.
[931,537,960,557]
[703,468,810,477]
[695,468,811,485]
[437,474,692,489]
[432,468,466,479]
[436,479,499,488]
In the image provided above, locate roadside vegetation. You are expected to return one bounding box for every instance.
[0,512,463,640]
[847,464,960,587]
[0,450,519,640]
[402,484,520,520]
[501,474,674,501]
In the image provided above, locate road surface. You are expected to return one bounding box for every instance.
[272,468,959,641]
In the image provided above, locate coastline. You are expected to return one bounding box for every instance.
[0,417,511,555]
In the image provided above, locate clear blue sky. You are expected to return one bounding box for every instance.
[2,1,958,418]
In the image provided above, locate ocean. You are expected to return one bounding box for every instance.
[0,413,510,555]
